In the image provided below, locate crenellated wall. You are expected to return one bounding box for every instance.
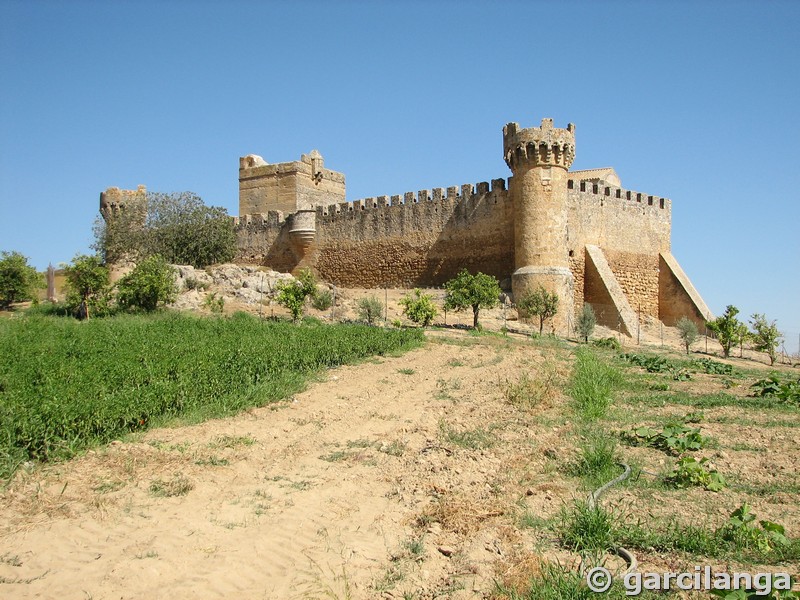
[233,174,674,300]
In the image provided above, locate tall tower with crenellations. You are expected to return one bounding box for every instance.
[503,118,576,332]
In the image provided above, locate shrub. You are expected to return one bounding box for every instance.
[707,305,743,358]
[275,268,317,322]
[357,296,383,325]
[443,269,500,329]
[667,456,726,492]
[203,292,225,313]
[62,254,111,319]
[576,303,596,342]
[676,316,698,354]
[749,313,783,366]
[517,285,559,335]
[0,251,43,309]
[399,289,437,327]
[592,337,621,351]
[311,288,333,311]
[117,255,178,312]
[95,191,236,268]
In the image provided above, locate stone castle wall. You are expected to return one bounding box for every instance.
[234,176,672,301]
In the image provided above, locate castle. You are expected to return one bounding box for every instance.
[101,118,712,335]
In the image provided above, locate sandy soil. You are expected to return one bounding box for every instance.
[1,325,798,599]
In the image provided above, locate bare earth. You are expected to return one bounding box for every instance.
[1,326,798,599]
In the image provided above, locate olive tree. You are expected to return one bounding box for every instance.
[676,316,699,355]
[518,285,559,335]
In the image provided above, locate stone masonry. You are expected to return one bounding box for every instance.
[101,118,713,336]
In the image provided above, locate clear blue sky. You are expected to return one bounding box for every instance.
[1,0,798,352]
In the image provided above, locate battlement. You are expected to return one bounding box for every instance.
[503,118,576,170]
[568,178,670,211]
[99,185,147,222]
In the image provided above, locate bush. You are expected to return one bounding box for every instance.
[117,255,178,312]
[749,313,783,366]
[517,285,559,335]
[62,254,111,319]
[357,296,383,325]
[203,292,225,314]
[0,251,43,309]
[95,191,236,268]
[707,305,743,358]
[443,269,500,329]
[576,303,596,342]
[311,288,333,311]
[399,289,437,327]
[676,316,699,355]
[276,268,317,322]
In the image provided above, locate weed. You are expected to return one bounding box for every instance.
[439,422,495,450]
[209,435,255,449]
[346,438,372,449]
[319,450,350,462]
[149,474,193,497]
[569,348,621,420]
[378,441,406,456]
[568,430,620,488]
[667,456,727,491]
[446,358,465,367]
[397,368,415,375]
[194,456,230,466]
[558,501,616,553]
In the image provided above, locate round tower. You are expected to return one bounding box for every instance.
[503,118,576,333]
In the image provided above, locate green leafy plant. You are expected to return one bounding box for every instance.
[443,269,500,330]
[203,292,225,313]
[275,268,317,322]
[691,357,736,375]
[750,313,783,366]
[95,190,236,268]
[357,296,383,325]
[707,305,744,358]
[625,418,707,455]
[399,289,437,327]
[676,316,698,354]
[751,373,800,404]
[667,456,726,491]
[116,254,177,312]
[719,503,790,553]
[517,285,559,335]
[311,288,333,311]
[62,254,111,319]
[575,303,596,342]
[0,251,44,309]
[592,336,621,351]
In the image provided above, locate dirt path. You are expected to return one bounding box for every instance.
[0,332,569,599]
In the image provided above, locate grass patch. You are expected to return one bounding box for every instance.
[569,347,622,420]
[567,429,621,489]
[0,312,423,479]
[439,422,496,450]
[149,474,193,497]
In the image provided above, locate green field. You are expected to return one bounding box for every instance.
[0,312,423,478]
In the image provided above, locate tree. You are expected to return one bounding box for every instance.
[399,289,438,327]
[676,316,699,355]
[707,305,743,358]
[576,303,596,342]
[116,255,177,312]
[443,269,501,329]
[750,313,783,366]
[275,268,317,322]
[518,285,559,335]
[62,254,111,319]
[357,296,383,325]
[95,191,236,268]
[0,251,43,309]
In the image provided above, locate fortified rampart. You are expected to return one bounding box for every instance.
[102,118,712,336]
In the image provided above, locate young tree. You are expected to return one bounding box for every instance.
[116,255,178,312]
[707,305,743,358]
[750,313,783,366]
[63,254,111,319]
[676,316,699,355]
[443,269,501,329]
[576,303,596,342]
[357,296,383,325]
[275,268,317,322]
[95,191,236,268]
[0,251,43,309]
[518,285,559,335]
[399,289,438,327]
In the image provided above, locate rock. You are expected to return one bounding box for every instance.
[437,545,455,557]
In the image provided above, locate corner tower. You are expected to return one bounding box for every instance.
[503,118,576,332]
